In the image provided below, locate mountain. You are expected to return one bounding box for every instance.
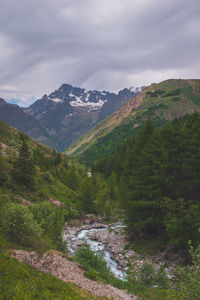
[66,79,200,164]
[0,98,57,148]
[25,83,143,151]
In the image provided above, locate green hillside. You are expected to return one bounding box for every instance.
[1,105,200,300]
[0,120,106,299]
[66,79,200,165]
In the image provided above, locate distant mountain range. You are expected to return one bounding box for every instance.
[0,98,57,148]
[66,79,200,164]
[0,83,143,151]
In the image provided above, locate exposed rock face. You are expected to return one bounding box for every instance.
[15,195,34,207]
[0,84,142,151]
[48,197,65,207]
[12,249,137,300]
[25,84,142,151]
[67,79,200,163]
[0,98,57,148]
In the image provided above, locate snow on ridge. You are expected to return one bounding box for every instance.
[70,98,105,110]
[129,86,144,93]
[49,97,62,103]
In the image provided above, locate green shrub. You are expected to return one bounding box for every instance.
[163,88,181,97]
[128,261,169,289]
[75,245,112,282]
[31,202,66,251]
[167,242,200,300]
[0,194,10,212]
[156,266,170,289]
[137,262,156,287]
[2,203,42,246]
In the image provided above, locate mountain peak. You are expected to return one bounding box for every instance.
[0,98,6,104]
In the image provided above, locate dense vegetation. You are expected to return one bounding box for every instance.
[1,111,200,299]
[0,120,108,299]
[75,244,171,300]
[67,79,200,166]
[93,112,200,251]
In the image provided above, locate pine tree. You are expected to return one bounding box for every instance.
[13,135,36,188]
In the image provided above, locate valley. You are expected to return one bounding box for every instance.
[67,79,200,165]
[0,79,200,300]
[1,0,200,298]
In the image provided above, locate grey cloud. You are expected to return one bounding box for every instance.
[0,0,200,105]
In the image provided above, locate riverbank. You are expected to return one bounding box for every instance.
[63,215,176,282]
[12,249,137,300]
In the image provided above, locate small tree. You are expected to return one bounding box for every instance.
[167,241,200,299]
[2,203,42,246]
[0,144,9,186]
[13,135,36,189]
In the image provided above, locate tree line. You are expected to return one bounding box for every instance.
[93,112,200,250]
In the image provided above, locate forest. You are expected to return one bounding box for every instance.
[93,112,200,251]
[1,114,200,299]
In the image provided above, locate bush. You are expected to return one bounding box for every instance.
[2,203,42,246]
[167,241,200,300]
[0,194,10,211]
[31,202,66,251]
[0,170,10,187]
[75,245,112,282]
[128,260,170,289]
[137,262,156,287]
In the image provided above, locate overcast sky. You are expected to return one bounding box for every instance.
[0,0,200,106]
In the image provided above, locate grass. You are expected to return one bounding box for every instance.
[74,244,173,300]
[0,251,106,300]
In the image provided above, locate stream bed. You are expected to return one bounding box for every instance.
[62,217,176,283]
[63,223,127,280]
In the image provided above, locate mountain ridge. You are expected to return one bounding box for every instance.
[66,79,200,164]
[0,83,143,151]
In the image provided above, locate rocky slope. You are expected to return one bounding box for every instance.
[0,98,56,148]
[12,250,137,300]
[66,79,200,164]
[25,84,143,151]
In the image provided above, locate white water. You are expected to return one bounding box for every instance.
[64,226,127,281]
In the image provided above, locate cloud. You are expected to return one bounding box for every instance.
[0,0,199,105]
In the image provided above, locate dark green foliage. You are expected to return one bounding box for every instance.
[32,202,66,251]
[79,122,142,165]
[167,242,200,300]
[146,89,166,97]
[61,167,81,191]
[172,96,181,101]
[94,113,200,249]
[13,134,36,189]
[78,177,96,213]
[75,245,111,282]
[0,157,9,187]
[128,261,169,289]
[1,203,42,246]
[0,145,9,187]
[163,198,200,249]
[0,121,90,252]
[163,88,181,97]
[75,245,138,294]
[79,117,168,166]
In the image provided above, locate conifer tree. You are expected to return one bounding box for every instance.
[13,134,36,188]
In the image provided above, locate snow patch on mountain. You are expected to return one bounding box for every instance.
[129,86,145,93]
[70,97,106,110]
[50,97,62,103]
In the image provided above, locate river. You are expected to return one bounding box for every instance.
[63,223,127,281]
